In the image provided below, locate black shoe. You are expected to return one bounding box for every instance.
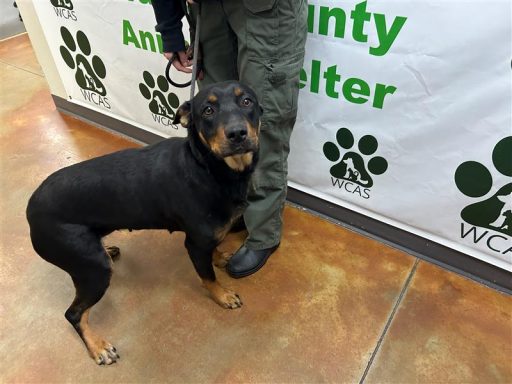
[227,244,279,278]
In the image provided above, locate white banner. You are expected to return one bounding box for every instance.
[290,0,511,271]
[32,0,191,138]
[30,0,511,271]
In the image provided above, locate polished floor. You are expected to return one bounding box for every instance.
[1,34,511,383]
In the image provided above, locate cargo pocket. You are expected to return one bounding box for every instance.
[250,127,287,189]
[243,0,278,13]
[260,51,304,125]
[243,0,279,57]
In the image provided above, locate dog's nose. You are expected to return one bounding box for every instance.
[226,126,247,143]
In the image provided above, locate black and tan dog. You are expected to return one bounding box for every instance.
[26,81,261,365]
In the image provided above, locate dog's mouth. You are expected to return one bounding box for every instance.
[222,151,256,172]
[224,143,257,157]
[215,136,258,158]
[215,140,258,172]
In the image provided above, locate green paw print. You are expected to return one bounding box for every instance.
[51,0,73,10]
[323,128,388,188]
[59,27,106,96]
[455,136,512,236]
[139,71,179,120]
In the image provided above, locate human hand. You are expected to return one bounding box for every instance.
[164,51,193,74]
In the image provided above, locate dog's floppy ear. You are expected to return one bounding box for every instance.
[173,101,192,128]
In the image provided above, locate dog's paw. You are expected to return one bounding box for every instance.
[204,280,243,309]
[215,288,243,309]
[89,341,119,366]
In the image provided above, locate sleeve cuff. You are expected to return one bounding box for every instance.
[161,30,186,53]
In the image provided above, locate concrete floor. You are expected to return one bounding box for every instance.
[1,34,511,383]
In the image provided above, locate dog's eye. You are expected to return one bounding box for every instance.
[241,98,252,107]
[203,106,214,116]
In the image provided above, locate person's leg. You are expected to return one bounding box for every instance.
[195,1,238,86]
[223,0,308,277]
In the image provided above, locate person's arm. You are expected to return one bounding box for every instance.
[151,0,193,73]
[151,0,186,53]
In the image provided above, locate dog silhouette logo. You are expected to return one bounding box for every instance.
[455,136,512,236]
[139,71,180,120]
[59,27,106,96]
[323,127,388,188]
[51,0,73,10]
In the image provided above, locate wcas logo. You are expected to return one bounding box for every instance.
[59,27,110,109]
[323,127,388,199]
[51,0,77,20]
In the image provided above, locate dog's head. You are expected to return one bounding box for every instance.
[174,81,262,172]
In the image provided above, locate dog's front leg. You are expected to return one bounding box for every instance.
[212,248,232,268]
[184,236,242,309]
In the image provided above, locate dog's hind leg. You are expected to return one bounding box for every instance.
[185,236,242,309]
[30,221,119,365]
[65,238,118,365]
[65,265,119,365]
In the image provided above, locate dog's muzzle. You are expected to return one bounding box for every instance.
[223,124,258,156]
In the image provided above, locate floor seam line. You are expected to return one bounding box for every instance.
[0,59,44,77]
[358,258,420,384]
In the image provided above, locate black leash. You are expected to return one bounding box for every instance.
[165,2,201,100]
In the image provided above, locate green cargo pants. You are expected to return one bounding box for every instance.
[197,0,308,250]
